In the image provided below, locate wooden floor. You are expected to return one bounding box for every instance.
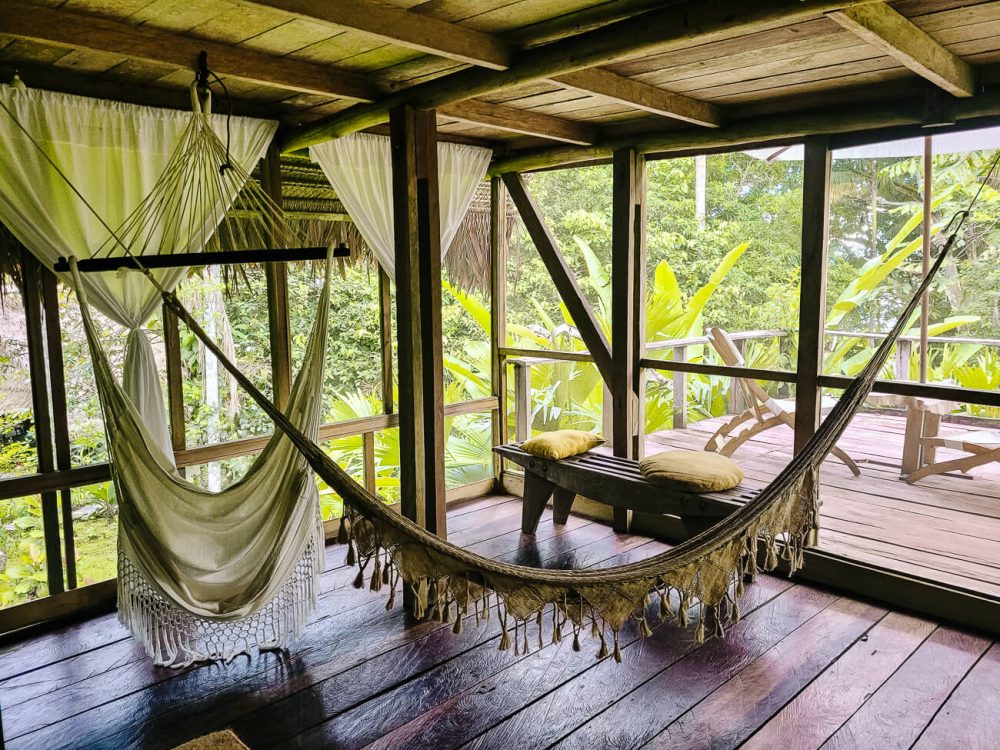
[1,494,998,749]
[649,411,1000,599]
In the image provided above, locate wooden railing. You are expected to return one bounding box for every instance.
[0,397,499,505]
[501,328,1000,438]
[501,329,784,434]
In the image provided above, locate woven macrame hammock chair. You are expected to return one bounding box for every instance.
[0,88,343,666]
[38,87,978,663]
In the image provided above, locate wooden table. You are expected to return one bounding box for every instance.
[865,392,958,476]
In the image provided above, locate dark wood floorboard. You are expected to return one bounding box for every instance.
[0,492,996,750]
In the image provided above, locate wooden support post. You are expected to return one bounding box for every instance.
[163,302,186,455]
[378,267,395,414]
[795,137,832,541]
[601,383,614,443]
[795,136,832,452]
[502,172,614,386]
[728,338,746,415]
[390,105,447,547]
[20,251,64,596]
[514,361,530,442]
[41,269,75,589]
[362,431,377,494]
[611,148,646,532]
[490,176,508,483]
[261,142,293,411]
[895,338,912,381]
[673,347,688,430]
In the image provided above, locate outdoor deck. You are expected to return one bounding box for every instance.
[1,493,998,750]
[648,410,1000,599]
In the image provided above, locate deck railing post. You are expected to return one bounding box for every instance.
[895,338,912,381]
[728,336,746,415]
[673,345,688,429]
[514,361,531,442]
[362,431,377,495]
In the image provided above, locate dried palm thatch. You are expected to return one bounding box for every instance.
[237,155,514,293]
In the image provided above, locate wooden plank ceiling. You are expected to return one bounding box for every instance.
[0,0,999,162]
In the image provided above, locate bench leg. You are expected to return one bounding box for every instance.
[682,515,718,538]
[551,487,576,525]
[613,507,633,534]
[521,472,555,534]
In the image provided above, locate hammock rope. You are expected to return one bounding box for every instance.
[146,222,956,657]
[10,74,997,660]
[80,123,997,661]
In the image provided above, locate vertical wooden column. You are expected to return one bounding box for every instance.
[794,137,832,453]
[490,176,508,485]
[610,148,647,533]
[390,104,447,542]
[795,137,831,544]
[378,268,395,414]
[41,269,76,589]
[261,142,293,411]
[162,303,186,456]
[20,251,64,595]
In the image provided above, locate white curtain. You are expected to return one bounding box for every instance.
[310,132,491,277]
[0,86,276,456]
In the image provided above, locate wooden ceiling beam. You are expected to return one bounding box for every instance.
[827,2,976,98]
[439,100,599,145]
[279,0,874,152]
[248,0,513,69]
[0,1,592,145]
[487,90,1000,175]
[552,69,722,127]
[0,0,380,102]
[253,0,721,127]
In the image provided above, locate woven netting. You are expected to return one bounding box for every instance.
[161,230,953,660]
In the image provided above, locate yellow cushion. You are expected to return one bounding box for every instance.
[521,430,605,460]
[638,450,743,492]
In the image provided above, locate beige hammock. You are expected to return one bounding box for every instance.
[135,222,960,660]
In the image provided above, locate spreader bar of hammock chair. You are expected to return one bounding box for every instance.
[53,244,348,273]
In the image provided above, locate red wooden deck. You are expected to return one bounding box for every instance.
[1,494,998,749]
[648,411,1000,599]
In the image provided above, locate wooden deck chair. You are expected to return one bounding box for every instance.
[906,429,1000,484]
[703,327,861,476]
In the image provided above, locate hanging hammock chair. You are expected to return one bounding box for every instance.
[0,83,340,666]
[10,76,991,665]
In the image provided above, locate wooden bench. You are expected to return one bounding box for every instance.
[494,443,758,535]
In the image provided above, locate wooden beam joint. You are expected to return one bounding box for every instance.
[828,2,977,98]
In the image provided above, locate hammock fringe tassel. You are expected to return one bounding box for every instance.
[124,166,960,663]
[117,531,323,667]
[156,218,949,660]
[331,467,816,659]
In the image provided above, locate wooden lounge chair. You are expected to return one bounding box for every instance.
[494,443,756,536]
[703,327,861,476]
[906,429,1000,484]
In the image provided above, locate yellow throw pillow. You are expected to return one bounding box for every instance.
[521,430,605,460]
[638,450,743,492]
